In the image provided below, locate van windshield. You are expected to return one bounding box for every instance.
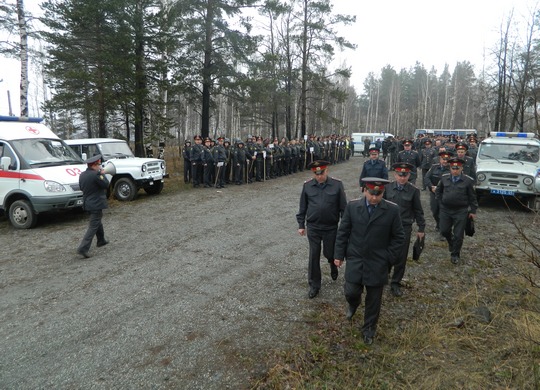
[98,142,135,159]
[478,143,540,163]
[12,138,83,167]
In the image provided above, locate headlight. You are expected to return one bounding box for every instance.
[141,164,147,172]
[523,177,533,186]
[160,162,165,170]
[477,173,486,182]
[44,180,66,192]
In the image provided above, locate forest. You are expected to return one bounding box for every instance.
[0,0,539,156]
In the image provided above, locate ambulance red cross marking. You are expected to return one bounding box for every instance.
[26,126,40,135]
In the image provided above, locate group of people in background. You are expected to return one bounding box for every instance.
[297,131,479,345]
[182,133,354,188]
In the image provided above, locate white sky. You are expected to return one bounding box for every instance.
[332,0,539,88]
[0,0,538,117]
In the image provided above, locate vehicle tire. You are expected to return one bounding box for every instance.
[144,181,164,195]
[527,196,540,211]
[9,199,38,229]
[113,177,137,201]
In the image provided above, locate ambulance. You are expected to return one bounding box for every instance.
[0,116,87,229]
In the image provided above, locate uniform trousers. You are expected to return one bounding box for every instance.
[306,226,337,290]
[439,206,468,257]
[78,210,105,253]
[344,282,384,338]
[429,192,441,229]
[390,224,412,286]
[183,158,191,183]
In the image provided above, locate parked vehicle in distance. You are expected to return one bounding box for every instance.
[65,138,167,201]
[351,132,394,156]
[413,129,477,139]
[475,132,540,210]
[0,116,86,229]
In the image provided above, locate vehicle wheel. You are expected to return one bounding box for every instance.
[113,177,137,201]
[9,199,38,229]
[144,181,164,195]
[527,196,540,211]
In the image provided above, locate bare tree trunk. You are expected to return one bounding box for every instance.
[16,0,28,117]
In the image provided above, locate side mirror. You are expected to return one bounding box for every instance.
[0,156,11,170]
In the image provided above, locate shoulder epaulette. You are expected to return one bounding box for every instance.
[304,178,314,184]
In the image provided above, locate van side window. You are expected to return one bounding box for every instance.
[81,144,99,159]
[0,142,18,170]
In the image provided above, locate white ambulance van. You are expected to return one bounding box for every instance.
[0,116,87,229]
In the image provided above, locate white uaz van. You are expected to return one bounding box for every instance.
[0,116,86,229]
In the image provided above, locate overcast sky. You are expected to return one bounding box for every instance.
[0,0,538,117]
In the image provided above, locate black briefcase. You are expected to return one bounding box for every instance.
[412,236,425,261]
[465,217,475,237]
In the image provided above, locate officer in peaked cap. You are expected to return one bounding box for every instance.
[297,159,347,299]
[84,154,102,164]
[435,156,478,265]
[77,154,109,258]
[397,139,421,184]
[455,142,476,180]
[424,150,453,235]
[385,163,426,297]
[359,146,388,186]
[333,176,405,345]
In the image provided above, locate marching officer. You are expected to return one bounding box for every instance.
[455,142,476,181]
[424,150,453,235]
[296,160,347,299]
[212,136,227,188]
[396,139,421,185]
[384,163,426,297]
[420,139,437,190]
[359,146,388,186]
[435,157,478,264]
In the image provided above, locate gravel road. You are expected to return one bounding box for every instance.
[0,159,367,389]
[1,156,533,389]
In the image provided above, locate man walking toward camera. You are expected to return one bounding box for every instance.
[296,160,347,299]
[384,163,425,297]
[435,157,477,265]
[334,178,404,345]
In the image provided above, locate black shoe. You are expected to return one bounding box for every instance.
[308,288,319,299]
[96,240,109,248]
[330,264,338,280]
[77,249,90,259]
[346,305,357,320]
[451,255,460,264]
[363,335,374,345]
[391,284,403,297]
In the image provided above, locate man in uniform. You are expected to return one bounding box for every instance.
[435,157,478,264]
[424,150,452,235]
[182,140,192,184]
[333,178,405,345]
[359,146,388,186]
[212,136,227,188]
[396,139,421,185]
[202,137,214,187]
[77,154,110,258]
[384,163,425,297]
[455,142,476,181]
[296,160,347,299]
[189,135,204,187]
[420,139,437,190]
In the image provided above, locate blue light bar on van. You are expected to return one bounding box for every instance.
[493,132,537,138]
[0,116,43,123]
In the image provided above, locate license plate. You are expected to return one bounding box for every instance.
[76,199,83,205]
[152,175,163,181]
[491,189,515,196]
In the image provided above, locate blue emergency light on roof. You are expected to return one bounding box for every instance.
[0,115,43,123]
[494,132,537,138]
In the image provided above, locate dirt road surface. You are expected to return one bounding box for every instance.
[0,157,532,389]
